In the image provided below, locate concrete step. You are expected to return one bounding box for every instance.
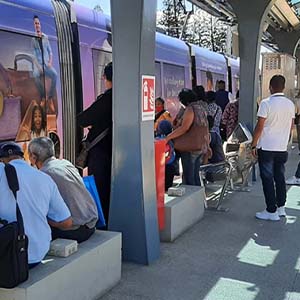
[0,231,122,300]
[160,185,205,242]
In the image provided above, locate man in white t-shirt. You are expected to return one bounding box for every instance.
[252,75,295,221]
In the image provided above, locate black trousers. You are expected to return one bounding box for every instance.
[51,226,95,243]
[29,262,40,269]
[165,163,176,191]
[88,149,112,225]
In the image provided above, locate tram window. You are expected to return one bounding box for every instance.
[233,76,240,95]
[198,70,214,91]
[212,73,225,91]
[92,49,112,96]
[162,63,185,99]
[162,63,185,118]
[198,70,225,92]
[155,62,162,98]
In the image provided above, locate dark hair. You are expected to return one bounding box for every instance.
[178,88,197,106]
[155,97,165,105]
[218,80,226,90]
[206,91,216,103]
[31,105,46,133]
[33,15,39,20]
[193,85,206,101]
[103,62,112,82]
[270,75,285,91]
[236,90,239,99]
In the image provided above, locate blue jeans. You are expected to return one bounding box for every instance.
[258,149,288,213]
[181,152,202,186]
[209,131,225,163]
[33,65,57,99]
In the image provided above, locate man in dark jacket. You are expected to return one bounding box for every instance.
[77,62,112,225]
[215,80,229,112]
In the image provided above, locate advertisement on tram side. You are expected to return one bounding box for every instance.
[162,63,185,119]
[0,14,62,158]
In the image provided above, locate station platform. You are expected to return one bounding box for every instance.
[100,146,300,300]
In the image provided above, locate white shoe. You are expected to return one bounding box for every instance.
[285,176,300,185]
[277,206,286,217]
[255,210,280,221]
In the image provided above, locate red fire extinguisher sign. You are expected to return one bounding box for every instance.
[142,75,155,121]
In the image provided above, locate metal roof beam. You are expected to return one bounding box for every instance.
[188,0,235,20]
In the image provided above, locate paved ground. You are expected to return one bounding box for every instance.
[101,147,300,300]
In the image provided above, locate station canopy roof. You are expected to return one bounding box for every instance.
[187,0,300,50]
[188,0,300,30]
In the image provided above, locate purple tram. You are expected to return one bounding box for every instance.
[0,0,240,160]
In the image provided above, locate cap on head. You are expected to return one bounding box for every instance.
[0,142,24,158]
[157,120,172,136]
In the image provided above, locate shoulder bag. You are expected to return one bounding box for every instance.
[76,128,110,169]
[0,163,29,289]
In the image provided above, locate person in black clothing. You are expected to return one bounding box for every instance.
[77,62,113,225]
[215,80,229,112]
[215,80,229,140]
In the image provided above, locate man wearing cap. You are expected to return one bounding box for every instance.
[28,137,98,243]
[0,142,72,267]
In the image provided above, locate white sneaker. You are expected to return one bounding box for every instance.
[255,210,280,221]
[285,176,300,185]
[277,206,286,217]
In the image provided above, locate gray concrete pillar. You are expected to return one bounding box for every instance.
[268,27,300,56]
[109,0,160,264]
[231,25,239,57]
[228,0,276,130]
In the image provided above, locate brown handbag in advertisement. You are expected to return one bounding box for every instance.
[0,95,22,141]
[173,105,210,153]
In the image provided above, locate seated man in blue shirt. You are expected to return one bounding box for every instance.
[28,137,98,243]
[0,142,72,268]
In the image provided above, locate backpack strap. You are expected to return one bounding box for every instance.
[4,164,26,238]
[213,106,220,119]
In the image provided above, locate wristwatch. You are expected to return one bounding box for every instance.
[251,145,256,150]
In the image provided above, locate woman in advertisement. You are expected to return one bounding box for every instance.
[17,103,46,141]
[30,105,46,139]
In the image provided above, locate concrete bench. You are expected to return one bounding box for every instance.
[0,231,122,300]
[160,185,205,242]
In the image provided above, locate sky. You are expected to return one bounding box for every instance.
[74,0,165,14]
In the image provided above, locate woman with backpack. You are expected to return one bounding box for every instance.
[206,91,225,164]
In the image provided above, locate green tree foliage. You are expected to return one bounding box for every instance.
[158,0,186,38]
[158,3,229,54]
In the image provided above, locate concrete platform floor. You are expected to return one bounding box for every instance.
[101,146,300,300]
